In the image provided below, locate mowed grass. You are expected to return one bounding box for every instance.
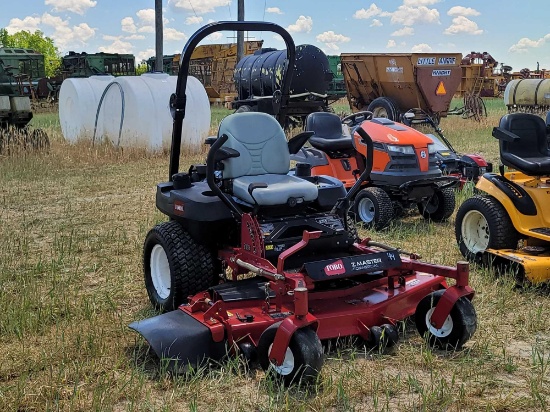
[1,99,549,411]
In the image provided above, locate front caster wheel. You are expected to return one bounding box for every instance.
[258,323,323,386]
[415,290,477,350]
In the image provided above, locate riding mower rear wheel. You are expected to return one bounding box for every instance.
[352,187,393,230]
[143,221,216,312]
[418,187,456,222]
[455,195,520,262]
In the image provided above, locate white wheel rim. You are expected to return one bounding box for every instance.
[373,107,389,118]
[150,244,171,299]
[268,343,295,376]
[358,197,376,223]
[461,210,490,254]
[425,307,453,338]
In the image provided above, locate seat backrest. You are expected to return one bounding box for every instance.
[498,113,548,158]
[218,112,290,179]
[306,112,344,140]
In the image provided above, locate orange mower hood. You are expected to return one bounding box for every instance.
[356,119,434,148]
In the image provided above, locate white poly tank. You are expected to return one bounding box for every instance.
[504,79,550,107]
[58,75,114,143]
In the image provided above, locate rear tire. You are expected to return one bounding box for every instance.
[415,290,477,350]
[455,195,519,262]
[143,221,216,312]
[352,187,393,230]
[367,97,400,121]
[418,187,456,222]
[258,323,323,386]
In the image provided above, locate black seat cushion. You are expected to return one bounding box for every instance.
[497,113,550,175]
[306,112,354,152]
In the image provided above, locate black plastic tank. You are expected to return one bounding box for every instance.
[234,44,332,99]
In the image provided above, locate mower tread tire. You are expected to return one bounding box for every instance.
[258,323,323,386]
[366,97,400,121]
[418,187,456,222]
[455,195,519,262]
[415,290,477,350]
[143,221,215,312]
[353,187,393,230]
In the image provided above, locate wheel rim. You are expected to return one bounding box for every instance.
[357,197,376,223]
[268,343,295,376]
[425,307,453,338]
[150,244,171,299]
[461,210,490,254]
[424,194,440,214]
[372,106,389,118]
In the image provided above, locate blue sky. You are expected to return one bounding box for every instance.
[1,0,549,71]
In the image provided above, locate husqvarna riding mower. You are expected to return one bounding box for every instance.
[290,111,458,230]
[402,108,492,187]
[130,21,477,386]
[455,113,550,283]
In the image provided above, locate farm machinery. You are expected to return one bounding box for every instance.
[129,22,477,385]
[456,112,550,284]
[0,58,49,154]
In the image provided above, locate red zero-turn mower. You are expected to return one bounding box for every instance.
[129,22,477,386]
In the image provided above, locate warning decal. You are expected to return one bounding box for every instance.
[436,81,447,95]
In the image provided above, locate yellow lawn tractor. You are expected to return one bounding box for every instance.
[455,113,550,283]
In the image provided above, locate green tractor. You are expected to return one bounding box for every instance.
[0,58,49,155]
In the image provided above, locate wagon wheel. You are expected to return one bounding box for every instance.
[366,97,400,121]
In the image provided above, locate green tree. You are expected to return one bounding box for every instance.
[0,29,61,77]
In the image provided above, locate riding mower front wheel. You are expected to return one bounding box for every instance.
[143,221,216,312]
[455,195,520,262]
[418,186,456,222]
[352,187,393,230]
[258,323,323,386]
[415,290,477,350]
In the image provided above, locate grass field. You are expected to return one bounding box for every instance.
[1,99,549,411]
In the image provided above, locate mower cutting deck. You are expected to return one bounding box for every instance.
[130,21,477,386]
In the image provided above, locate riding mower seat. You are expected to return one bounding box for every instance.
[494,113,550,176]
[305,112,354,157]
[219,112,318,206]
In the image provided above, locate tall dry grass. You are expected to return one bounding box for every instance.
[0,99,548,411]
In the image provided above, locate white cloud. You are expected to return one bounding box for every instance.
[168,0,231,14]
[99,39,133,54]
[164,27,187,41]
[266,7,283,15]
[509,34,550,53]
[353,4,382,19]
[185,16,204,25]
[392,27,414,37]
[125,34,145,40]
[138,26,155,34]
[121,17,137,34]
[39,13,95,50]
[136,9,155,25]
[444,16,483,35]
[316,31,350,51]
[137,48,155,62]
[5,16,42,34]
[44,0,97,15]
[447,6,480,17]
[411,43,432,52]
[387,40,397,48]
[287,16,313,33]
[403,0,441,5]
[207,32,223,41]
[391,5,440,26]
[370,19,383,27]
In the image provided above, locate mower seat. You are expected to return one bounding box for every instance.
[306,112,354,153]
[218,112,318,206]
[494,113,550,176]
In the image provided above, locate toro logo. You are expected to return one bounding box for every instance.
[324,259,346,276]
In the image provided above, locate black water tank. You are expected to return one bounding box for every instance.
[234,44,332,99]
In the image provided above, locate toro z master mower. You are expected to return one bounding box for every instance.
[456,112,550,284]
[130,22,477,385]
